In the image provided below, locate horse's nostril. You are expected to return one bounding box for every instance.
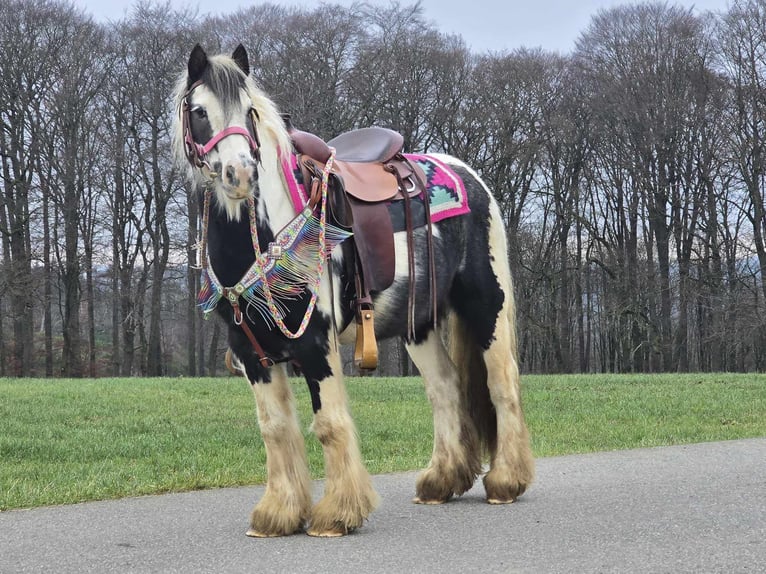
[226,165,236,183]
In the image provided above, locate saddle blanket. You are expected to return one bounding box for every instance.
[282,153,470,224]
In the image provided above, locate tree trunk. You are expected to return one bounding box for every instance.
[42,182,54,377]
[557,222,572,372]
[10,218,34,377]
[675,262,690,372]
[85,244,97,377]
[147,256,165,376]
[650,200,673,371]
[0,290,5,377]
[61,175,83,378]
[207,321,221,376]
[120,267,135,376]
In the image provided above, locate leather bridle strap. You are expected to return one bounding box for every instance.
[181,80,205,167]
[194,126,259,158]
[224,290,275,369]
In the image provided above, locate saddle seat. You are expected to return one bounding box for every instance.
[329,127,403,163]
[289,125,402,164]
[290,126,422,203]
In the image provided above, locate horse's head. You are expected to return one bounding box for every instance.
[173,44,291,221]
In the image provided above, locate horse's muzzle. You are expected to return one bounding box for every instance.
[222,157,258,199]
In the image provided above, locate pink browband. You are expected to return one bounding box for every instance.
[191,125,259,159]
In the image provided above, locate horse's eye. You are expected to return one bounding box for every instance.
[191,106,207,119]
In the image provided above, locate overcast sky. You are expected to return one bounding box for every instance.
[73,0,732,53]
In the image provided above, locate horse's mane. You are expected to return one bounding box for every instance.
[171,52,292,179]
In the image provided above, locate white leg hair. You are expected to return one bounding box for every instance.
[246,364,312,537]
[481,316,535,502]
[482,199,534,502]
[307,341,379,537]
[406,329,481,503]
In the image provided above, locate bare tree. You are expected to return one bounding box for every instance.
[42,11,108,377]
[0,0,80,375]
[576,3,716,371]
[105,2,199,375]
[718,0,766,307]
[348,3,468,150]
[538,55,592,372]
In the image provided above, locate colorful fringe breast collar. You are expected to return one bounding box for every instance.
[197,151,351,339]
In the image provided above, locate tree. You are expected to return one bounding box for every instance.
[0,0,76,375]
[576,3,716,371]
[42,11,109,376]
[718,0,766,306]
[107,1,199,375]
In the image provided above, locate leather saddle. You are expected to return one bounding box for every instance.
[289,124,426,290]
[292,126,425,204]
[286,119,433,369]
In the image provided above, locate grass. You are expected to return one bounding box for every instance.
[1,373,764,510]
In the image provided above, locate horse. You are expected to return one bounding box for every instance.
[171,44,534,538]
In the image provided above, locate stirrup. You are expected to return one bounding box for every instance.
[354,307,378,370]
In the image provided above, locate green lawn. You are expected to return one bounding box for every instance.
[1,373,764,510]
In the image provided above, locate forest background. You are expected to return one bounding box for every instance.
[2,0,765,378]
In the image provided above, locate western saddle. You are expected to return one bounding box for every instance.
[286,118,437,370]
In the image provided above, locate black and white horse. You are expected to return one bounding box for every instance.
[171,44,534,537]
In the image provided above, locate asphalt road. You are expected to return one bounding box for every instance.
[2,438,764,574]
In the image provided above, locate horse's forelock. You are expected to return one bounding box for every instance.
[200,55,291,153]
[202,55,248,111]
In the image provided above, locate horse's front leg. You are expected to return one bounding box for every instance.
[246,363,312,537]
[301,340,379,537]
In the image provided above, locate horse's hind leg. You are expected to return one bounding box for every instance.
[452,198,534,503]
[480,220,535,503]
[482,327,534,503]
[247,364,312,537]
[306,343,379,536]
[406,329,481,504]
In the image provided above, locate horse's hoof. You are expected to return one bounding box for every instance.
[486,497,516,505]
[246,529,281,538]
[306,524,349,537]
[246,526,302,538]
[483,470,529,504]
[412,496,448,505]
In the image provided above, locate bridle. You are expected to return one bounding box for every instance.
[181,79,261,172]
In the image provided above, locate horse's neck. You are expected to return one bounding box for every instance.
[258,161,298,232]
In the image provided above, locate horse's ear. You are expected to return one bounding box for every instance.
[188,44,208,87]
[232,44,250,77]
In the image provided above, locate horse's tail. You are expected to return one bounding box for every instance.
[448,311,497,455]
